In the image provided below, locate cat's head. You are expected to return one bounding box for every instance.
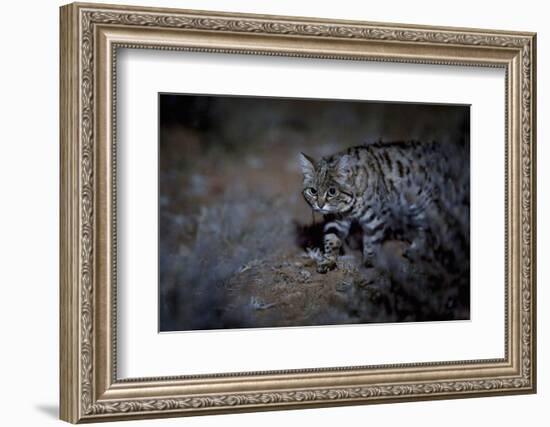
[299,152,355,215]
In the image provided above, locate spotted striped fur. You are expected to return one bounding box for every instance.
[300,141,465,273]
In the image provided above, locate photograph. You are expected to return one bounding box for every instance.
[158,94,471,332]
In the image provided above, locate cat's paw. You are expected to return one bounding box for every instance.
[316,258,337,274]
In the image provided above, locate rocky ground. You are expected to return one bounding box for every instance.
[223,246,395,329]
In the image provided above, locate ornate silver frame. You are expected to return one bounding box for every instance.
[60,2,536,423]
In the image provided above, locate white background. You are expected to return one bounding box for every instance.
[118,50,504,377]
[0,0,546,426]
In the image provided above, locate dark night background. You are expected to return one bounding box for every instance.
[159,94,470,332]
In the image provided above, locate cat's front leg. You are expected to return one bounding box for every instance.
[317,219,351,274]
[317,233,341,273]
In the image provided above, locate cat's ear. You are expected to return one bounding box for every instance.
[299,152,316,181]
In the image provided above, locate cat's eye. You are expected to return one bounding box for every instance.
[306,187,317,196]
[327,187,338,197]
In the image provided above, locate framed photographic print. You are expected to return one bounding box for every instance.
[60,2,537,423]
